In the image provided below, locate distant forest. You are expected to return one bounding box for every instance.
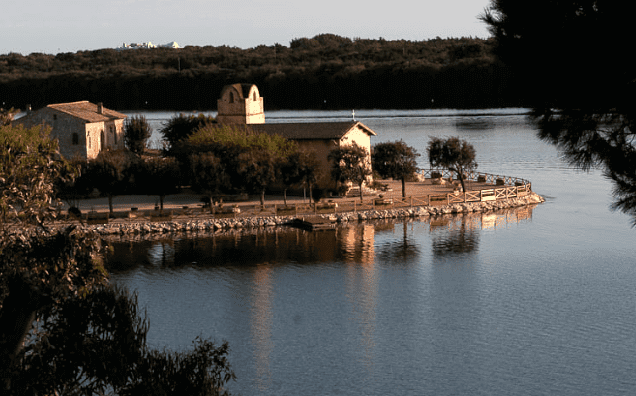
[0,34,526,111]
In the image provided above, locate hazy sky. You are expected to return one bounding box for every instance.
[2,0,492,55]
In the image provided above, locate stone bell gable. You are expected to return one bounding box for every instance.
[216,83,265,125]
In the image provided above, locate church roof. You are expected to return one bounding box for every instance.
[47,101,127,122]
[249,121,376,140]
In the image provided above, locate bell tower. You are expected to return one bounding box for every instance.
[216,83,265,124]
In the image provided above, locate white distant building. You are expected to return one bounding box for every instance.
[159,42,180,49]
[118,41,180,50]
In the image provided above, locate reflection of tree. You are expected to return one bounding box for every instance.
[376,221,420,262]
[431,218,479,257]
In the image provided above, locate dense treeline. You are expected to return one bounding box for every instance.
[0,35,523,110]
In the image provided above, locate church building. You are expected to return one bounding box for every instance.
[216,83,377,188]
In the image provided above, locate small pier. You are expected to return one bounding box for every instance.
[285,216,336,231]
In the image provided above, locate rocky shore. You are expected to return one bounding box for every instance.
[61,192,545,237]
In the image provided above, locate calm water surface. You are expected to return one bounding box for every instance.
[111,109,636,395]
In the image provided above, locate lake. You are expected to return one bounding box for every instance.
[110,109,636,395]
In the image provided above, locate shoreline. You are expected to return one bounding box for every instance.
[56,192,545,238]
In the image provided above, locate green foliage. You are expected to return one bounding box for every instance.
[328,143,372,201]
[86,149,140,213]
[161,113,216,152]
[189,124,297,160]
[134,157,181,209]
[8,287,235,396]
[0,125,235,396]
[481,1,636,223]
[189,152,231,202]
[0,124,74,226]
[0,37,519,110]
[124,114,152,155]
[0,125,109,389]
[427,137,477,192]
[372,140,420,197]
[279,149,320,203]
[237,148,279,206]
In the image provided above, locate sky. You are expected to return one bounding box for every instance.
[1,0,492,55]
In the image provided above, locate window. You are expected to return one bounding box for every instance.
[229,92,234,103]
[72,133,79,145]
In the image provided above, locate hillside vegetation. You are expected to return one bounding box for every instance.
[0,35,523,110]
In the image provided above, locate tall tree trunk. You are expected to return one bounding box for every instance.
[108,194,113,215]
[359,181,364,202]
[260,190,265,207]
[0,277,41,386]
[401,177,406,198]
[283,189,288,206]
[458,174,466,192]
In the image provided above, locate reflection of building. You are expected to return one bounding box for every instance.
[341,225,376,264]
[216,83,377,188]
[251,265,274,391]
[13,101,126,159]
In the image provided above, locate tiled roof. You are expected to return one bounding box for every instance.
[249,121,376,140]
[47,101,127,122]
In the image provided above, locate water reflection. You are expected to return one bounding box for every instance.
[432,217,479,257]
[430,205,538,258]
[106,204,540,395]
[105,205,538,271]
[376,221,420,263]
[251,264,274,391]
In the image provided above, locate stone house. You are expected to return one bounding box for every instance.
[216,84,377,188]
[14,101,127,160]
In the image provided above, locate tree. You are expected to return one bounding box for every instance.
[190,151,231,208]
[124,114,152,155]
[237,148,278,207]
[86,149,138,214]
[328,143,373,201]
[372,140,420,198]
[427,137,477,192]
[0,124,236,395]
[0,124,108,389]
[279,149,320,205]
[186,125,298,206]
[135,156,181,210]
[161,113,216,153]
[481,1,636,223]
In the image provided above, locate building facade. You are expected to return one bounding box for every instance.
[14,101,126,160]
